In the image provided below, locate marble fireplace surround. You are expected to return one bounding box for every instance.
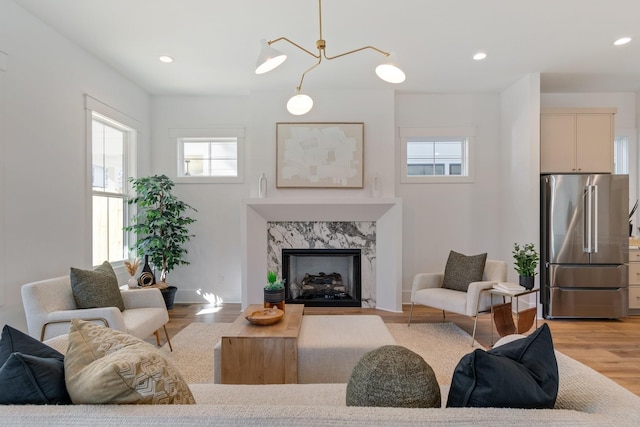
[241,198,403,312]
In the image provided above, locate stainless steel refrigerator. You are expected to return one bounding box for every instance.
[540,174,629,319]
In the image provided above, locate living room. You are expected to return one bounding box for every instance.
[1,0,640,408]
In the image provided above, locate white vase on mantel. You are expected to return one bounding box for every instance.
[371,173,381,198]
[258,173,267,198]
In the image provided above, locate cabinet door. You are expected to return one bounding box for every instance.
[540,114,576,173]
[576,114,613,173]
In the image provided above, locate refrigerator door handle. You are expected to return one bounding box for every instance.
[593,185,598,253]
[583,185,592,253]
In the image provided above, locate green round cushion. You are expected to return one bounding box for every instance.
[346,345,441,408]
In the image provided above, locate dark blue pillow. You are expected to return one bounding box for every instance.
[447,324,558,408]
[0,325,71,405]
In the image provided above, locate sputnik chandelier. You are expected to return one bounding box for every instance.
[254,0,406,115]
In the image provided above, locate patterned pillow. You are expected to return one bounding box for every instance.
[64,318,195,404]
[70,261,125,311]
[346,345,441,408]
[441,251,487,292]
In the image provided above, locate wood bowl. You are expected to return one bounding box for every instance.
[245,307,284,326]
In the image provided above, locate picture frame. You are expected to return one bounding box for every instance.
[276,122,364,188]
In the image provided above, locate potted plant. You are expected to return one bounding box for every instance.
[264,271,285,311]
[124,175,197,309]
[512,242,539,290]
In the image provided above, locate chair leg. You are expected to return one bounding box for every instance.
[408,303,415,326]
[163,325,173,352]
[442,310,446,321]
[471,314,479,347]
[154,330,161,346]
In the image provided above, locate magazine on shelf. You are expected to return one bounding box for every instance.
[492,282,527,293]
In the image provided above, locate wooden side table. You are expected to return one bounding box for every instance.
[220,304,304,384]
[484,287,539,346]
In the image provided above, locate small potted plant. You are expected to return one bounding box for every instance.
[513,243,539,290]
[264,271,285,311]
[124,175,197,309]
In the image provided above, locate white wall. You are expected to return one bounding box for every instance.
[500,74,541,286]
[395,93,503,302]
[0,0,150,331]
[151,89,396,304]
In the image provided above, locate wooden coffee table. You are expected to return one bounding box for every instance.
[220,304,304,384]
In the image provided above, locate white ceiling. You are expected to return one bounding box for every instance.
[13,0,640,96]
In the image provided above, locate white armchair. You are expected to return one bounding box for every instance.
[408,259,508,344]
[21,276,172,350]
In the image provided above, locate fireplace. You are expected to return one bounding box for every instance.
[282,248,361,307]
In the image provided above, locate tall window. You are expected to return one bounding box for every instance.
[91,113,133,265]
[614,136,629,174]
[400,127,475,183]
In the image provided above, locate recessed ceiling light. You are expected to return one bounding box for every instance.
[473,52,487,61]
[159,55,174,63]
[613,37,632,46]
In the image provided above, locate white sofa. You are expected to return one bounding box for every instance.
[0,343,638,426]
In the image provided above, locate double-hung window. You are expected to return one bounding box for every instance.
[400,127,475,183]
[87,96,138,267]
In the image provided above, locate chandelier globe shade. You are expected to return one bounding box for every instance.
[287,93,314,115]
[255,39,287,74]
[375,53,406,83]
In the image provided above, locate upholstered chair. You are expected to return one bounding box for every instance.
[21,275,172,350]
[408,259,508,344]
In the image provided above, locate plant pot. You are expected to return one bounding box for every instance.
[264,288,285,312]
[519,275,535,290]
[161,286,178,309]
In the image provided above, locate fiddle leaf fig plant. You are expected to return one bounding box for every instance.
[125,175,197,283]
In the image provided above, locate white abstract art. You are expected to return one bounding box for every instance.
[276,122,364,188]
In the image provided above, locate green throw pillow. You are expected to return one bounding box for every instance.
[70,261,125,311]
[441,250,487,292]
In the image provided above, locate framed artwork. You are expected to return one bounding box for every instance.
[276,122,364,188]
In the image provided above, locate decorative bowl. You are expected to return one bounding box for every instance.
[245,307,284,326]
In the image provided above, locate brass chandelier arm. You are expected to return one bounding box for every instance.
[268,37,320,59]
[323,45,391,61]
[296,55,323,91]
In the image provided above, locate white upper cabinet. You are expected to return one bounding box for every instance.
[540,108,616,174]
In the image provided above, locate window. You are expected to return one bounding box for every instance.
[614,136,629,174]
[173,128,245,183]
[91,113,133,265]
[179,138,238,177]
[400,127,475,183]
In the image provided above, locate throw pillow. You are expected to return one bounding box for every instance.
[0,325,71,404]
[446,324,558,408]
[346,345,441,408]
[64,318,195,404]
[70,260,125,311]
[441,250,487,292]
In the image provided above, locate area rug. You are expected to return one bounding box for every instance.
[162,321,483,384]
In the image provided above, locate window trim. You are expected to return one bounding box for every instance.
[171,128,245,184]
[399,126,476,184]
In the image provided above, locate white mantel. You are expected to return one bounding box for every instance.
[241,198,403,312]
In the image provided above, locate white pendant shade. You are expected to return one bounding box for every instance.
[287,93,313,115]
[375,63,406,84]
[255,39,287,74]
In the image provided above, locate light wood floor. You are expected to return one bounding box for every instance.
[165,303,640,397]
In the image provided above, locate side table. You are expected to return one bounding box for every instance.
[484,287,539,346]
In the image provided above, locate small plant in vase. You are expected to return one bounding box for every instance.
[513,242,539,290]
[124,257,140,288]
[264,271,285,311]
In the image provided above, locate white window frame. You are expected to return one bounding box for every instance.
[172,128,245,184]
[399,127,476,183]
[85,95,138,268]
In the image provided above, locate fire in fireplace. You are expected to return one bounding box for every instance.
[282,248,361,307]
